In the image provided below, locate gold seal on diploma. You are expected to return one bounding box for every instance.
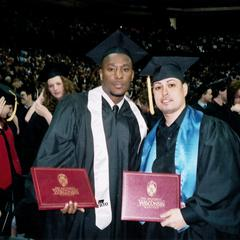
[57,173,68,187]
[147,180,157,197]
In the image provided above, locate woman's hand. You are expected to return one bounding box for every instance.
[35,101,49,117]
[35,101,52,124]
[12,115,20,135]
[231,103,240,114]
[0,96,6,115]
[37,89,45,104]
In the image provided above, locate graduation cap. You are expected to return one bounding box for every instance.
[38,62,70,83]
[86,30,148,65]
[140,56,199,82]
[0,83,18,121]
[140,56,199,115]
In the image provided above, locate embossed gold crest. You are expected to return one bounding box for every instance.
[53,173,79,196]
[57,173,68,187]
[147,180,157,197]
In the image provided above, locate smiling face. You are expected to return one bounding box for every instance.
[99,53,134,104]
[153,77,188,118]
[47,76,65,101]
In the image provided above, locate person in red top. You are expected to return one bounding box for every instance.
[0,83,22,237]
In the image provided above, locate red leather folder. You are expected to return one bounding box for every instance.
[121,171,180,222]
[31,167,97,210]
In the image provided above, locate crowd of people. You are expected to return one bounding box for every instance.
[0,5,240,240]
[0,7,240,100]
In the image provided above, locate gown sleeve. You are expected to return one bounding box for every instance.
[181,116,240,234]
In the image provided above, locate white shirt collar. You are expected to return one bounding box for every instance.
[198,100,207,108]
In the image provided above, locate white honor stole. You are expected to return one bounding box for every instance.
[88,86,147,230]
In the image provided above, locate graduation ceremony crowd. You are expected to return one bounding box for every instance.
[1,8,240,240]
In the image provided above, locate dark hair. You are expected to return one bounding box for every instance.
[210,78,228,99]
[101,47,133,67]
[227,80,240,106]
[18,84,37,99]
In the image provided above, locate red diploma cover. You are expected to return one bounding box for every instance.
[31,167,97,210]
[121,171,180,222]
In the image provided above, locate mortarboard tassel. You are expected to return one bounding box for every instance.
[147,76,155,115]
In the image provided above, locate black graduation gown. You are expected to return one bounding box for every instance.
[28,91,143,240]
[204,101,229,122]
[142,111,240,240]
[225,109,240,138]
[20,112,49,174]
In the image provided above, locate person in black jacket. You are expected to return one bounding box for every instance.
[140,56,240,240]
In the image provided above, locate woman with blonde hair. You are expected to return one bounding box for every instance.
[25,63,76,124]
[20,63,77,174]
[15,63,78,238]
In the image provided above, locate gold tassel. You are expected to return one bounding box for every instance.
[147,76,155,115]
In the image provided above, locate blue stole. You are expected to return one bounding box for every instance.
[140,106,203,203]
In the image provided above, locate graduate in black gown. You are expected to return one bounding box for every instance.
[139,56,240,240]
[20,63,76,174]
[24,30,148,240]
[204,77,229,122]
